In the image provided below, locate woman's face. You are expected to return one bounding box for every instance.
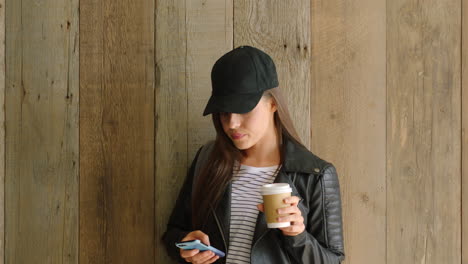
[220,96,277,150]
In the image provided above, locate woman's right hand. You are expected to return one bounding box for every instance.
[180,230,219,264]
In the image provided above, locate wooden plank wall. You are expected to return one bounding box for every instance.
[387,1,461,263]
[0,0,4,262]
[80,0,155,263]
[234,0,311,148]
[463,0,468,262]
[310,0,387,263]
[5,0,80,263]
[154,1,188,263]
[186,0,232,159]
[2,0,467,264]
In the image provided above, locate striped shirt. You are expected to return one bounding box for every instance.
[226,161,281,264]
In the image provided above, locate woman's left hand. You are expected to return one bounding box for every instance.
[257,196,305,236]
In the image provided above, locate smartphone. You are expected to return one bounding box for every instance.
[175,239,225,258]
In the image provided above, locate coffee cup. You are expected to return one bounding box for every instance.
[260,183,292,228]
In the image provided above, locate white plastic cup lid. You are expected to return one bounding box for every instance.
[261,183,292,195]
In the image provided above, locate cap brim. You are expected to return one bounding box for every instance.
[202,92,264,116]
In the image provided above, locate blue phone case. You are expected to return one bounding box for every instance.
[175,239,226,258]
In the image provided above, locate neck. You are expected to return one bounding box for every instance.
[241,128,281,167]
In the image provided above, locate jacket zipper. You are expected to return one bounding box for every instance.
[211,205,228,253]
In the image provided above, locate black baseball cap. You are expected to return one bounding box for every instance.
[202,45,279,116]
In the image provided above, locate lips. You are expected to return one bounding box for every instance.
[231,133,245,140]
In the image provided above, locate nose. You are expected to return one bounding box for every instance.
[226,113,242,129]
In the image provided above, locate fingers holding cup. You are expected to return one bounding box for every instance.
[257,203,264,212]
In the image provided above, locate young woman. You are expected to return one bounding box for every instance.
[162,46,345,264]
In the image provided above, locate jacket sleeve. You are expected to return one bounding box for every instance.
[282,164,346,263]
[161,147,203,263]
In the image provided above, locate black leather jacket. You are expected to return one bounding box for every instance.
[162,137,345,263]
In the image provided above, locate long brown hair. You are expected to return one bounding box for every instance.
[191,87,305,229]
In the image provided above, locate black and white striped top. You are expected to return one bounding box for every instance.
[226,161,281,264]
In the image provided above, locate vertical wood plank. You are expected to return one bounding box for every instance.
[387,0,461,263]
[155,1,233,263]
[5,0,79,263]
[462,0,468,262]
[310,0,387,262]
[186,0,232,160]
[234,0,311,148]
[80,0,155,262]
[0,0,4,262]
[154,0,188,263]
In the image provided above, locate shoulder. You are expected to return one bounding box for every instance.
[193,140,216,164]
[282,138,334,175]
[202,139,216,149]
[199,140,216,157]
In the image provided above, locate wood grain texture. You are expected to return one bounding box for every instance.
[5,0,79,263]
[0,0,4,263]
[234,0,311,148]
[154,0,188,263]
[155,1,232,263]
[463,0,468,262]
[186,0,232,160]
[310,0,386,263]
[80,0,155,263]
[387,0,461,263]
